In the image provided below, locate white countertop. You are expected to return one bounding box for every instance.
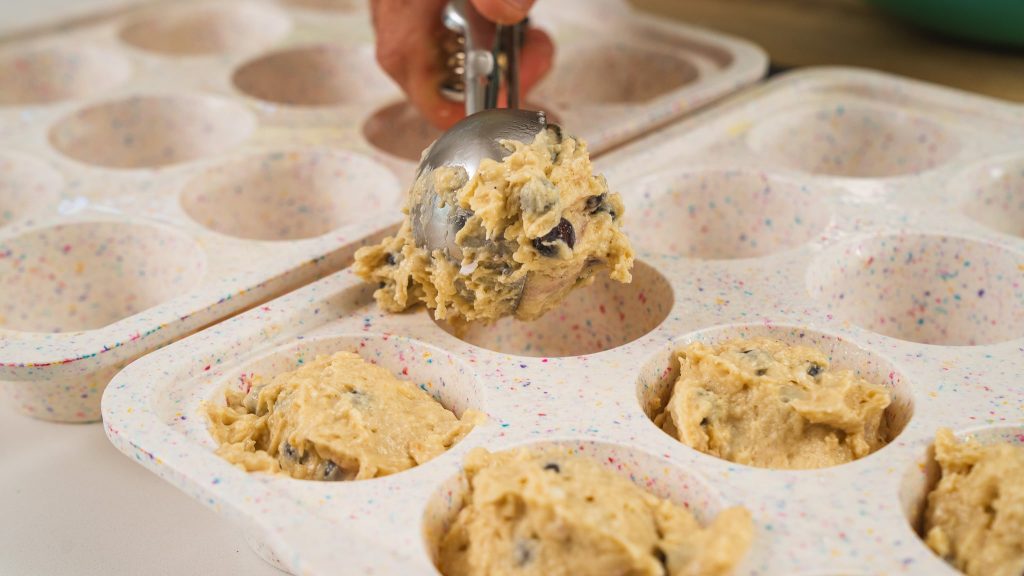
[0,398,282,576]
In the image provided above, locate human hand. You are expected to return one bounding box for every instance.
[371,0,554,129]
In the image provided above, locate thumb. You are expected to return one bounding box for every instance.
[470,0,535,24]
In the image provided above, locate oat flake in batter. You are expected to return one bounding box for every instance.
[206,351,484,481]
[923,428,1024,576]
[437,447,753,576]
[654,337,892,470]
[354,127,633,323]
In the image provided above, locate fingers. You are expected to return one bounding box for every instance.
[470,0,536,25]
[371,0,550,129]
[371,0,463,129]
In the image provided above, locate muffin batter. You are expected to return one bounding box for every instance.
[354,128,634,323]
[206,351,484,481]
[923,428,1024,576]
[437,447,753,576]
[654,337,892,469]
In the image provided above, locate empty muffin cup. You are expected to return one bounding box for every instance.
[181,149,400,241]
[807,233,1024,346]
[0,44,132,106]
[959,152,1024,238]
[636,323,914,470]
[0,44,131,106]
[0,151,62,228]
[119,1,291,56]
[532,42,698,107]
[434,260,673,358]
[363,101,557,163]
[49,94,255,169]
[362,101,441,163]
[626,168,830,259]
[0,220,206,333]
[233,45,394,107]
[747,103,959,178]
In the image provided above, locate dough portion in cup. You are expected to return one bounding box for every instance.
[437,447,753,576]
[923,428,1024,576]
[354,128,634,324]
[206,351,484,481]
[655,337,892,470]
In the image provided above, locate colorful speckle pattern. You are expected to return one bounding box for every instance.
[0,44,131,106]
[180,148,400,241]
[48,94,257,169]
[746,102,960,178]
[960,151,1024,239]
[103,68,1024,576]
[808,233,1024,346]
[0,151,62,228]
[626,167,831,259]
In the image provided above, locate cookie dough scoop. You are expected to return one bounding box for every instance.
[410,109,567,316]
[353,0,634,324]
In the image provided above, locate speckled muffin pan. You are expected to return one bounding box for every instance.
[0,0,766,422]
[103,67,1024,574]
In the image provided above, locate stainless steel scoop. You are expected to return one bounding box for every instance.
[410,108,551,261]
[409,1,574,318]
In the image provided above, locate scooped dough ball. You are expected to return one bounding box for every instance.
[654,337,892,470]
[206,351,484,480]
[437,447,753,576]
[354,127,633,324]
[923,428,1024,576]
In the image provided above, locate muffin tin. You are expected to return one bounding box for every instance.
[102,67,1024,575]
[0,0,766,422]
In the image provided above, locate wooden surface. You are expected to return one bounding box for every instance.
[634,0,1024,102]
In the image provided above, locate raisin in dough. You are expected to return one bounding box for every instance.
[206,352,484,481]
[354,128,634,323]
[437,447,753,576]
[923,428,1024,576]
[654,337,892,470]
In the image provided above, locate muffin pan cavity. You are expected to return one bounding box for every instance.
[0,152,62,228]
[362,100,441,163]
[49,95,256,169]
[0,221,206,334]
[960,152,1024,238]
[636,323,914,469]
[746,102,959,178]
[181,149,400,241]
[0,44,131,106]
[808,233,1024,346]
[119,1,291,56]
[363,100,557,163]
[899,424,1024,567]
[435,260,673,358]
[232,45,394,107]
[204,332,484,435]
[626,168,830,259]
[533,42,698,107]
[422,439,728,569]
